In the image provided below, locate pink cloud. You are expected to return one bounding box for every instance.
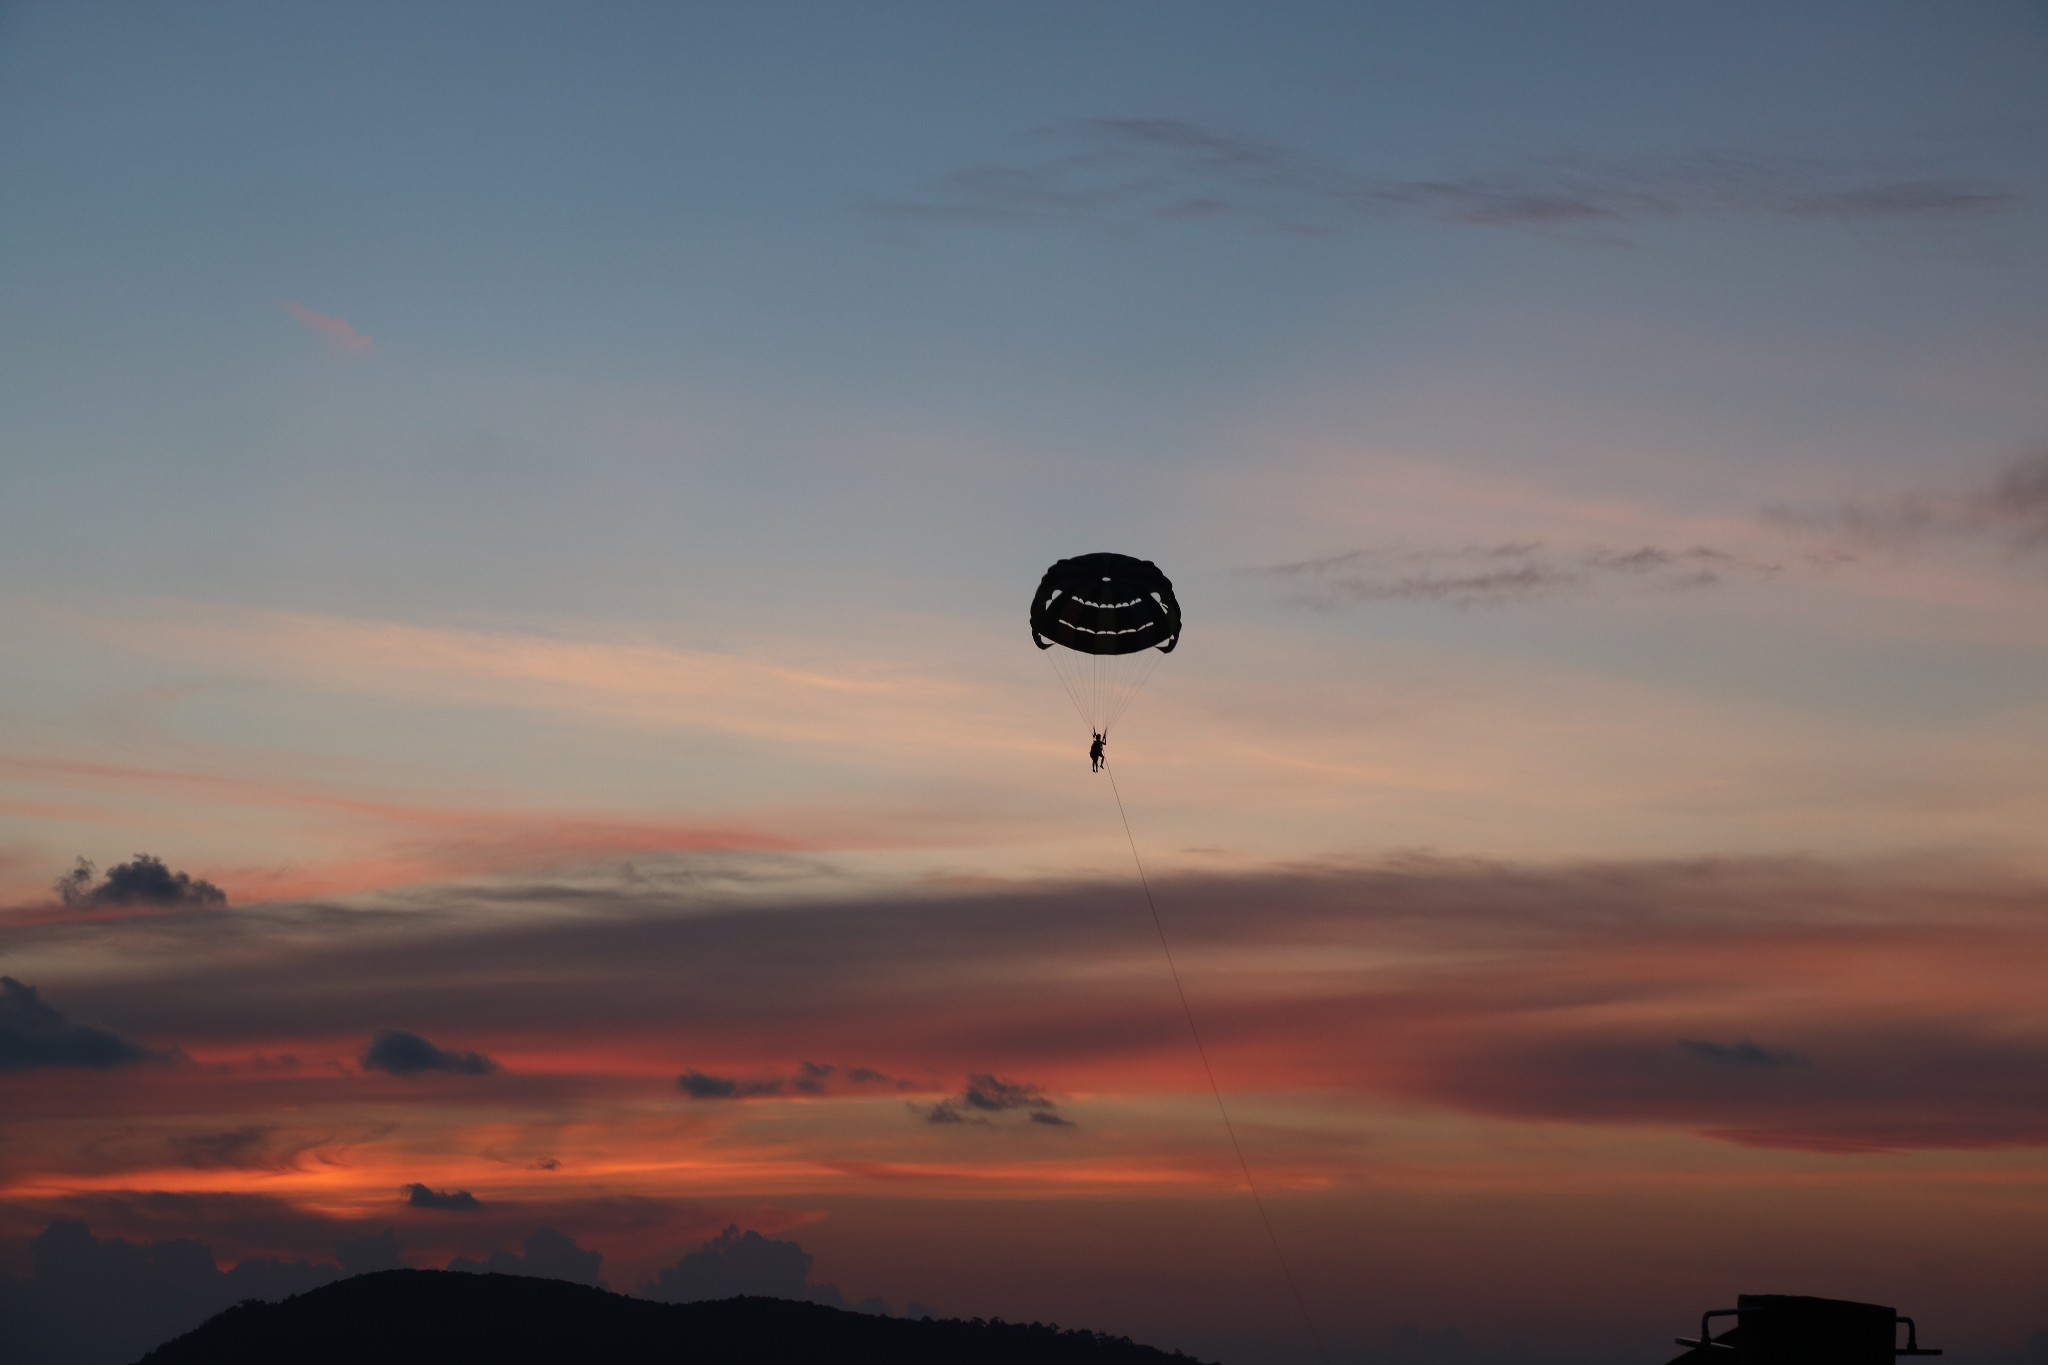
[279,300,374,354]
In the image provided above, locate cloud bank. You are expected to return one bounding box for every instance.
[0,1219,340,1365]
[8,852,2046,1155]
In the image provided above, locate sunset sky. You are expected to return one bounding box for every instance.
[3,4,2047,1363]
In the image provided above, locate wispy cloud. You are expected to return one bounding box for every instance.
[676,1061,917,1100]
[877,117,2019,237]
[1260,540,1781,607]
[278,300,374,353]
[676,1069,787,1100]
[163,1127,340,1173]
[916,1073,1075,1128]
[1767,449,2048,562]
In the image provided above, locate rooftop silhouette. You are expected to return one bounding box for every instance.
[1666,1294,1941,1364]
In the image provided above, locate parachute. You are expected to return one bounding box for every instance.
[1030,552,1182,736]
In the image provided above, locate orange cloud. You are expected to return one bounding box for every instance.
[279,300,374,354]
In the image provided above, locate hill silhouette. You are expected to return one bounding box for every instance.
[133,1268,1214,1365]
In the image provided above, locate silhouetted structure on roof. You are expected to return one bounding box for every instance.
[1667,1294,1941,1364]
[134,1269,1214,1365]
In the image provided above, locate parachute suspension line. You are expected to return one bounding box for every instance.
[1103,648,1162,734]
[1102,763,1328,1365]
[1048,652,1096,733]
[1046,648,1164,739]
[1047,654,1147,738]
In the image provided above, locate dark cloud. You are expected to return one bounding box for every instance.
[359,1029,497,1077]
[404,1184,482,1212]
[0,1218,897,1365]
[918,1073,1075,1129]
[54,855,226,911]
[636,1224,885,1314]
[447,1227,602,1286]
[1677,1039,1808,1069]
[1261,541,1779,607]
[0,1184,716,1284]
[876,117,2017,237]
[0,1187,715,1292]
[961,1073,1051,1112]
[0,1220,339,1365]
[1766,450,2048,560]
[334,1228,405,1276]
[676,1070,783,1100]
[677,1062,915,1101]
[0,977,149,1072]
[0,1190,357,1256]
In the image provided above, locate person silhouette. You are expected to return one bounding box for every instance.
[1089,732,1106,772]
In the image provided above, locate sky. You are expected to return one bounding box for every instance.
[2,2,2046,1362]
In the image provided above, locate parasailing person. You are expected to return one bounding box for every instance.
[1029,552,1182,767]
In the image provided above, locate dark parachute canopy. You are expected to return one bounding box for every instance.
[1030,553,1181,736]
[1030,553,1182,656]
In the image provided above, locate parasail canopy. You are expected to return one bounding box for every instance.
[1030,553,1182,735]
[1030,553,1182,656]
